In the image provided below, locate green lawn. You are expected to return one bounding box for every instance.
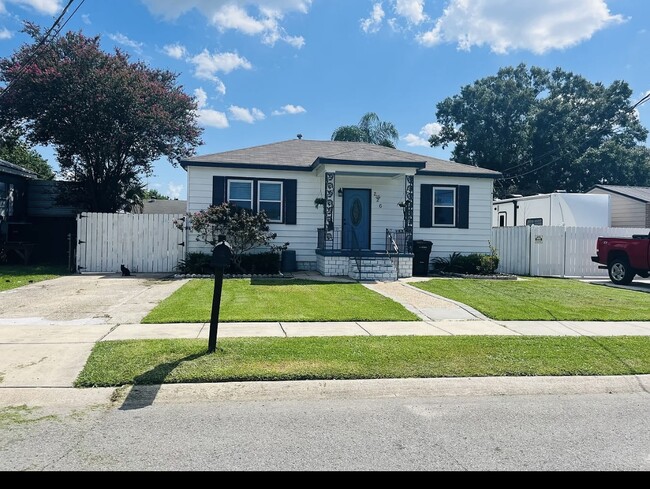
[411,277,650,321]
[142,278,420,323]
[0,265,69,292]
[75,336,650,387]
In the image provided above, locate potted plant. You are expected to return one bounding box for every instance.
[314,197,326,210]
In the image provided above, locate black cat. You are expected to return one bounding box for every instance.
[120,264,131,277]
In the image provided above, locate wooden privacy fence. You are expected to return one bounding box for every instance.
[76,213,185,273]
[491,226,650,278]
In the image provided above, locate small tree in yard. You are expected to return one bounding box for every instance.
[176,203,289,273]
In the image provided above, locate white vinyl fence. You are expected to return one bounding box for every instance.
[76,213,185,273]
[491,226,650,278]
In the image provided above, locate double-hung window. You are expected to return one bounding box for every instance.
[258,181,283,222]
[433,187,456,226]
[228,180,253,210]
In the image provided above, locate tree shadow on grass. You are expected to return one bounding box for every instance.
[118,351,207,411]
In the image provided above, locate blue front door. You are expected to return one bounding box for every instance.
[342,189,371,250]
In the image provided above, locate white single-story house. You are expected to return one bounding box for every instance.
[586,185,650,228]
[180,139,501,281]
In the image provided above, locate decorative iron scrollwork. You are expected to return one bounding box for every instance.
[405,175,414,252]
[325,172,335,241]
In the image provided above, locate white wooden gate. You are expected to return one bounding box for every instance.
[492,226,650,278]
[76,213,185,273]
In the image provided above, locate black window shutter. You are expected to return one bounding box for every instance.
[284,179,297,225]
[212,176,226,205]
[457,185,470,229]
[420,184,433,228]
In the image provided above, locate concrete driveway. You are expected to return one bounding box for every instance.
[583,277,650,294]
[0,273,189,325]
[0,273,189,388]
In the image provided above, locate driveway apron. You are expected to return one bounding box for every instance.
[0,274,189,387]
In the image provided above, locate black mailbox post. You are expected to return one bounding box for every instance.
[208,235,232,353]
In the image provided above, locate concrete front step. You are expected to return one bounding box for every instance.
[348,255,398,281]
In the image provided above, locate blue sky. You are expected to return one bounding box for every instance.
[1,0,648,200]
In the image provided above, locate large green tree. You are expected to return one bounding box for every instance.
[430,64,650,197]
[332,112,399,148]
[143,189,170,200]
[0,23,203,212]
[0,135,54,179]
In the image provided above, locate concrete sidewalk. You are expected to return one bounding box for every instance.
[1,318,649,391]
[1,272,650,408]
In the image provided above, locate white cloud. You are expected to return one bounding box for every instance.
[108,32,144,54]
[190,50,252,77]
[0,27,12,40]
[141,0,310,48]
[197,108,229,129]
[283,34,305,48]
[394,0,427,25]
[192,87,229,128]
[189,50,251,94]
[167,182,184,200]
[194,88,208,109]
[417,0,625,54]
[228,105,266,123]
[272,104,306,116]
[163,43,187,59]
[361,2,385,34]
[403,122,442,147]
[81,13,90,24]
[0,0,61,16]
[362,1,426,33]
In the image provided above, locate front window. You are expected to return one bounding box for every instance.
[258,181,282,222]
[434,187,455,226]
[228,180,253,210]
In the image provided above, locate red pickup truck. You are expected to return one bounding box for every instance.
[591,233,650,285]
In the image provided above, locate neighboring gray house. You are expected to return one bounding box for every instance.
[180,139,501,280]
[587,185,650,228]
[139,198,187,215]
[1,158,80,265]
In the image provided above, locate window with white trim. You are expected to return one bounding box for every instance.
[228,180,253,210]
[433,187,455,226]
[258,181,283,222]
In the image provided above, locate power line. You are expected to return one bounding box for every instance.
[0,0,82,102]
[498,92,650,183]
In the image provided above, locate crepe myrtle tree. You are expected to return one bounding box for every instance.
[175,203,289,273]
[0,23,203,212]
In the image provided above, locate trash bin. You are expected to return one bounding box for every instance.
[280,249,297,273]
[412,240,433,277]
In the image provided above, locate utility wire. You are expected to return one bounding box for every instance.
[0,0,81,102]
[498,92,650,184]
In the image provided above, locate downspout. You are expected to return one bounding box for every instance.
[513,199,518,226]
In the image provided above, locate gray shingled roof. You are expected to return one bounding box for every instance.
[592,185,650,203]
[181,139,501,178]
[0,158,38,179]
[140,199,187,214]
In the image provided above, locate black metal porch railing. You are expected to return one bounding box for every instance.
[385,229,406,254]
[318,228,409,253]
[317,227,342,251]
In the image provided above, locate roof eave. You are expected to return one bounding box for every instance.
[417,170,502,179]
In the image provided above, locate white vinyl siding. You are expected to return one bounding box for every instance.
[187,166,495,269]
[588,188,649,228]
[414,176,494,261]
